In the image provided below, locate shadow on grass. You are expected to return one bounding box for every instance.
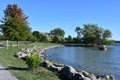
[0,66,29,71]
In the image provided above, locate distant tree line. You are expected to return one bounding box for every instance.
[0,4,114,45]
[31,28,65,43]
[65,24,114,45]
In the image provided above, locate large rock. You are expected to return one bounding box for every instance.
[49,65,63,72]
[79,70,89,77]
[106,75,115,80]
[60,65,77,78]
[41,60,53,68]
[73,73,84,80]
[98,45,107,50]
[53,63,64,67]
[87,74,96,80]
[16,47,45,59]
[16,52,27,59]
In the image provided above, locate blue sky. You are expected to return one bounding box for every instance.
[0,0,120,40]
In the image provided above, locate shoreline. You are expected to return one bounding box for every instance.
[16,44,115,80]
[43,45,115,80]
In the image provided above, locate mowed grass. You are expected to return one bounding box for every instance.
[0,42,61,80]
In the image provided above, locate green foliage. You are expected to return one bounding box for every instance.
[101,39,114,45]
[75,24,112,45]
[75,26,83,39]
[67,35,73,42]
[29,35,37,42]
[103,29,112,39]
[52,36,63,43]
[0,34,3,40]
[50,27,65,37]
[32,31,40,41]
[32,31,53,42]
[82,24,100,45]
[65,35,73,43]
[26,54,42,69]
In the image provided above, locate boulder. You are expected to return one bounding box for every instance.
[79,70,89,77]
[73,73,84,80]
[60,65,77,78]
[109,75,115,80]
[16,52,27,59]
[49,65,63,72]
[41,60,53,68]
[16,47,45,59]
[82,77,91,80]
[53,63,64,67]
[87,74,96,80]
[98,45,107,50]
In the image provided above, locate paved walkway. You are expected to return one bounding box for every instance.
[0,64,18,80]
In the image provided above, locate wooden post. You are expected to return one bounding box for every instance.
[6,40,8,50]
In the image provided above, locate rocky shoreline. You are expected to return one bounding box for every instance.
[16,45,115,80]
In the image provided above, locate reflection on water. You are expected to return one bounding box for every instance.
[45,45,120,79]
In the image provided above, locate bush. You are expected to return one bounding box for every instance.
[52,36,63,43]
[26,54,42,69]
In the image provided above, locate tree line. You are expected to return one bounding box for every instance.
[66,24,114,45]
[0,4,114,45]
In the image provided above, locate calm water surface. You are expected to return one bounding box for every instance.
[45,44,120,79]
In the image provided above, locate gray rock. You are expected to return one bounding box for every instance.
[83,77,91,80]
[49,65,63,72]
[87,74,96,80]
[73,73,84,80]
[105,75,110,79]
[16,47,45,59]
[16,52,27,59]
[60,65,77,78]
[80,70,89,77]
[41,60,53,68]
[97,77,106,80]
[53,63,64,67]
[109,75,115,80]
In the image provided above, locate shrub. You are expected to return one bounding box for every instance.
[26,54,42,69]
[52,36,63,43]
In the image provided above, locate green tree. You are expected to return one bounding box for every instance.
[82,24,98,45]
[103,29,112,39]
[82,24,112,45]
[32,31,40,41]
[50,27,65,37]
[67,35,73,43]
[52,36,63,43]
[0,4,31,46]
[75,26,83,39]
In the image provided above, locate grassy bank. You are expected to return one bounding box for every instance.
[0,42,61,80]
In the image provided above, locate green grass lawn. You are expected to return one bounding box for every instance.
[0,42,61,80]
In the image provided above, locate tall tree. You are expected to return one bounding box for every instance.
[75,26,83,39]
[67,35,73,42]
[32,31,40,41]
[0,4,31,46]
[50,27,65,37]
[82,24,98,45]
[82,24,112,45]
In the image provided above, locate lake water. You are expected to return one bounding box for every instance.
[45,44,120,80]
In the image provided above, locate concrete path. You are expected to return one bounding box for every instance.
[0,64,18,80]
